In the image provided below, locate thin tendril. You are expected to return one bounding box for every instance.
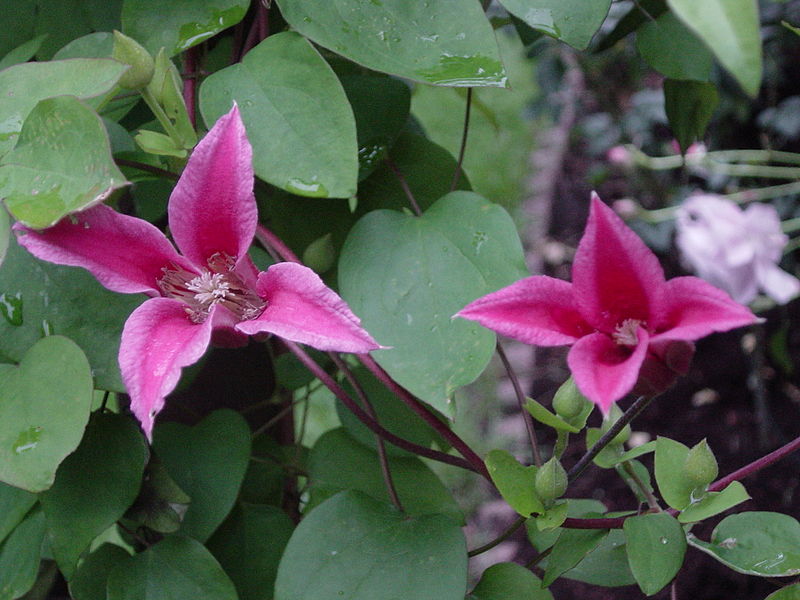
[451,88,472,191]
[385,156,422,216]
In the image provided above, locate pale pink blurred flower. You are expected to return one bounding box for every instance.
[676,194,800,305]
[607,145,633,166]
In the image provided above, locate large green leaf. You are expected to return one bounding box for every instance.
[623,512,686,595]
[0,34,48,71]
[200,32,358,198]
[543,528,608,587]
[636,12,713,81]
[207,504,295,600]
[0,507,46,600]
[664,79,719,153]
[766,584,800,600]
[107,535,238,600]
[469,562,553,600]
[152,410,251,542]
[274,490,467,600]
[0,233,143,392]
[39,413,148,578]
[0,96,128,228]
[0,58,128,158]
[121,0,248,56]
[654,436,693,510]
[339,191,527,415]
[667,0,762,96]
[276,0,506,87]
[0,482,36,545]
[688,512,800,577]
[307,428,463,524]
[0,336,93,493]
[498,0,611,50]
[69,543,132,600]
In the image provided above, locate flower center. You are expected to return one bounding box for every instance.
[158,252,265,323]
[612,318,643,347]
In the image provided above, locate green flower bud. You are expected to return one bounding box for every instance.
[303,233,336,274]
[684,438,719,489]
[112,31,154,90]
[553,377,591,422]
[599,404,631,446]
[534,456,568,505]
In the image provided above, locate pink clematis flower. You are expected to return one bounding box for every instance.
[456,194,758,414]
[14,105,381,437]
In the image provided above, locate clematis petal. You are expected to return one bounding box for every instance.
[455,276,592,345]
[235,262,382,353]
[755,259,800,305]
[120,297,214,439]
[567,328,650,414]
[168,104,257,268]
[14,204,190,294]
[651,276,758,343]
[573,193,666,332]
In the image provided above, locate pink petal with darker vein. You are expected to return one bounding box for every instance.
[567,328,650,414]
[14,204,190,294]
[455,275,591,346]
[168,104,257,268]
[235,262,382,353]
[119,297,215,439]
[651,276,758,343]
[572,194,666,332]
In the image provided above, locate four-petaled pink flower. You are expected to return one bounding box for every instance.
[14,105,381,438]
[456,194,758,413]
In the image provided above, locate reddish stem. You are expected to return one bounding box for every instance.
[255,224,302,263]
[182,47,198,129]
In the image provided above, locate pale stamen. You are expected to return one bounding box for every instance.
[612,318,643,347]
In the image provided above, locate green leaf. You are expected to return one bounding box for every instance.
[152,409,251,542]
[595,0,668,52]
[498,0,612,50]
[339,191,527,415]
[687,512,800,576]
[0,34,48,71]
[335,366,446,457]
[543,528,608,586]
[307,428,463,524]
[0,58,128,158]
[664,79,719,153]
[200,32,358,198]
[277,0,506,87]
[524,398,581,433]
[69,543,131,600]
[207,504,295,600]
[584,427,624,468]
[340,75,411,182]
[678,481,750,523]
[124,459,191,534]
[766,584,800,600]
[134,129,187,158]
[469,562,553,600]
[667,0,763,96]
[0,207,8,268]
[0,507,46,600]
[0,96,128,228]
[274,490,467,600]
[39,413,148,578]
[358,131,471,214]
[624,512,686,595]
[485,449,543,517]
[0,336,93,492]
[0,233,143,392]
[239,434,285,506]
[654,436,694,510]
[561,529,637,587]
[535,500,569,531]
[0,482,36,544]
[121,0,248,56]
[636,12,713,81]
[616,459,654,505]
[525,498,607,551]
[107,535,237,600]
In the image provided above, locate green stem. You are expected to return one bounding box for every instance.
[781,216,800,234]
[621,460,660,510]
[141,87,186,147]
[497,342,542,466]
[467,515,526,557]
[554,430,569,459]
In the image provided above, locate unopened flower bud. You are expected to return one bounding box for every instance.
[684,438,718,489]
[600,404,631,446]
[535,456,568,505]
[303,233,336,274]
[112,31,154,90]
[553,377,590,422]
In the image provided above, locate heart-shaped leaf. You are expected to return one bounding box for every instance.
[274,490,467,600]
[200,32,358,198]
[152,409,251,542]
[624,512,686,595]
[39,412,148,578]
[0,335,92,492]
